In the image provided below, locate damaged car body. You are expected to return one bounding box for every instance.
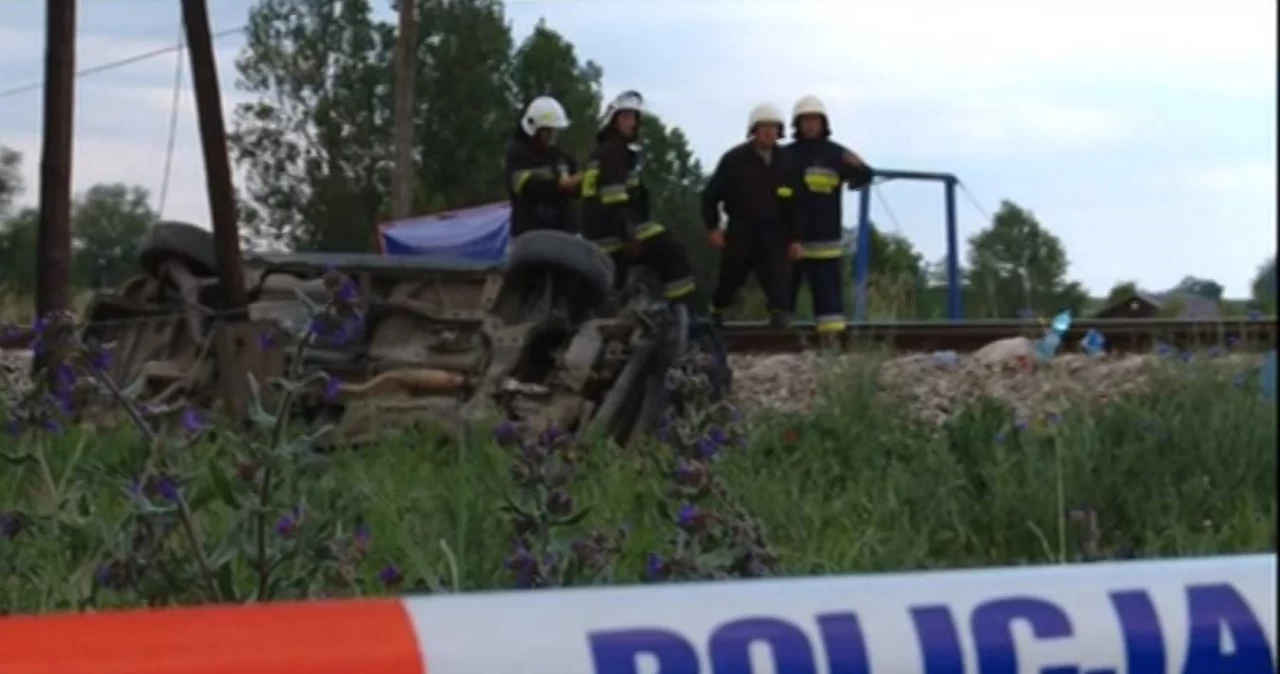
[78,221,729,445]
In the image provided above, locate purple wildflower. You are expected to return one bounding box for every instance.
[258,331,277,351]
[0,511,23,539]
[697,435,719,459]
[336,279,359,304]
[275,506,303,538]
[322,375,341,402]
[377,564,403,587]
[676,504,698,528]
[88,347,112,373]
[155,475,181,502]
[181,408,204,434]
[645,553,665,580]
[493,420,517,445]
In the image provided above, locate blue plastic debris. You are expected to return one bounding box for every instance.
[1262,350,1276,402]
[1050,311,1072,334]
[1080,329,1106,356]
[1034,310,1072,361]
[932,350,960,366]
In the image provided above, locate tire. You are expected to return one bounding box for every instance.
[507,230,614,309]
[138,221,219,278]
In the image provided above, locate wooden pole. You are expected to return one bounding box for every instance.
[181,0,247,311]
[390,0,418,222]
[35,0,76,325]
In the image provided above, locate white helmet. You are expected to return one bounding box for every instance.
[598,90,646,131]
[521,96,570,136]
[792,94,827,121]
[747,102,785,136]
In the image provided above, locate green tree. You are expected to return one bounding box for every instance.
[71,184,157,288]
[1105,280,1139,304]
[413,0,514,211]
[508,19,603,161]
[1251,256,1276,312]
[0,208,39,295]
[228,0,706,274]
[230,0,394,252]
[1171,275,1224,302]
[966,200,1087,318]
[0,145,20,220]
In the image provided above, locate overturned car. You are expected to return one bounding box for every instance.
[79,221,729,445]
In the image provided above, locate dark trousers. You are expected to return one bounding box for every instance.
[790,257,846,333]
[608,231,698,303]
[712,228,790,315]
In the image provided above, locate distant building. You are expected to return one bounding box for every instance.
[1094,291,1222,319]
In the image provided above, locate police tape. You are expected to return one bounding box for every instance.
[1,554,1275,674]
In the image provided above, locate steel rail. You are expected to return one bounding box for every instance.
[719,317,1278,353]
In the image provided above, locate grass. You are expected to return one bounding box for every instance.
[1,352,1274,614]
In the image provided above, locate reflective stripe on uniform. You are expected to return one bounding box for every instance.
[581,161,600,197]
[511,166,555,194]
[802,240,844,260]
[803,167,841,194]
[633,222,665,240]
[600,184,629,205]
[776,186,794,198]
[591,237,624,254]
[816,314,846,333]
[663,277,697,300]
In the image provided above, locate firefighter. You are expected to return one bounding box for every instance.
[504,96,582,237]
[701,102,799,328]
[786,94,873,345]
[581,90,698,306]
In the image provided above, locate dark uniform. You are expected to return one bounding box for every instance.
[701,142,797,318]
[786,138,873,334]
[582,135,697,302]
[504,129,579,237]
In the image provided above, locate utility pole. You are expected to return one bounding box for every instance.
[390,0,418,221]
[35,0,76,325]
[181,0,247,311]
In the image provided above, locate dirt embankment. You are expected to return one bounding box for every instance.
[730,344,1263,426]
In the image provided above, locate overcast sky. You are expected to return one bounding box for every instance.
[0,0,1275,296]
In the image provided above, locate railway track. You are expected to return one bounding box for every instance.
[720,317,1278,354]
[2,317,1276,355]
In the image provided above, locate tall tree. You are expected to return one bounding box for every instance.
[966,200,1087,317]
[1105,280,1139,304]
[71,184,157,288]
[1251,256,1276,311]
[412,0,515,211]
[230,0,394,251]
[0,209,38,295]
[1171,275,1224,302]
[0,145,20,220]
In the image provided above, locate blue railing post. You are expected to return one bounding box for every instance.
[943,177,961,320]
[853,185,874,323]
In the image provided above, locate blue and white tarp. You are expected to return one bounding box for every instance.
[379,202,510,263]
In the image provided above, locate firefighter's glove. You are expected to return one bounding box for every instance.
[707,230,726,249]
[788,242,805,260]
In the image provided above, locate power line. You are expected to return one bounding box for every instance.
[870,183,906,234]
[0,25,246,100]
[156,25,185,217]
